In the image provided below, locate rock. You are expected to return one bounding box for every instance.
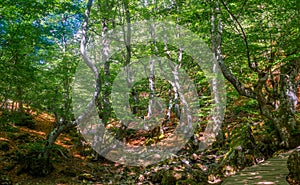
[287,148,300,183]
[190,153,198,161]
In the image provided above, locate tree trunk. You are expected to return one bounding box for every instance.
[122,0,138,116]
[218,0,299,149]
[206,0,226,147]
[45,0,98,157]
[101,17,111,126]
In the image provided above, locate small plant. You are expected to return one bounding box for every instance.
[17,140,54,177]
[14,112,36,128]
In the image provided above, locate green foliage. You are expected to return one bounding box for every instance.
[12,112,35,128]
[0,0,82,124]
[161,171,176,185]
[0,0,299,182]
[232,99,259,116]
[0,125,19,133]
[0,111,35,128]
[19,139,46,152]
[16,140,72,176]
[16,140,53,176]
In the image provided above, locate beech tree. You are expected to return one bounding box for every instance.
[1,0,299,176]
[215,0,299,148]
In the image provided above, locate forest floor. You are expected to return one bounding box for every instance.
[1,100,299,184]
[0,111,131,184]
[0,109,228,185]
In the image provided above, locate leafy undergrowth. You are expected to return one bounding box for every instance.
[0,97,298,185]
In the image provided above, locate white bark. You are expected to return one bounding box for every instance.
[204,0,225,146]
[45,0,100,157]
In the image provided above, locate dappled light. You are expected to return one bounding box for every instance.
[223,151,296,184]
[0,0,299,184]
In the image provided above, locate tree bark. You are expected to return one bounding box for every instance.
[101,16,111,126]
[218,0,299,148]
[45,0,100,157]
[206,0,226,147]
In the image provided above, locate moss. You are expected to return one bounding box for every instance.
[176,179,198,185]
[161,171,176,185]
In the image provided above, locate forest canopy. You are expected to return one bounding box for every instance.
[0,0,299,184]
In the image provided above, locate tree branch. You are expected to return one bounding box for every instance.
[45,0,98,151]
[78,0,101,125]
[212,0,256,99]
[220,0,259,73]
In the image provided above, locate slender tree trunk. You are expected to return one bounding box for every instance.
[147,23,163,134]
[162,30,179,121]
[122,0,138,116]
[173,25,182,119]
[147,59,155,118]
[45,0,98,158]
[206,0,225,146]
[101,17,111,126]
[148,22,157,118]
